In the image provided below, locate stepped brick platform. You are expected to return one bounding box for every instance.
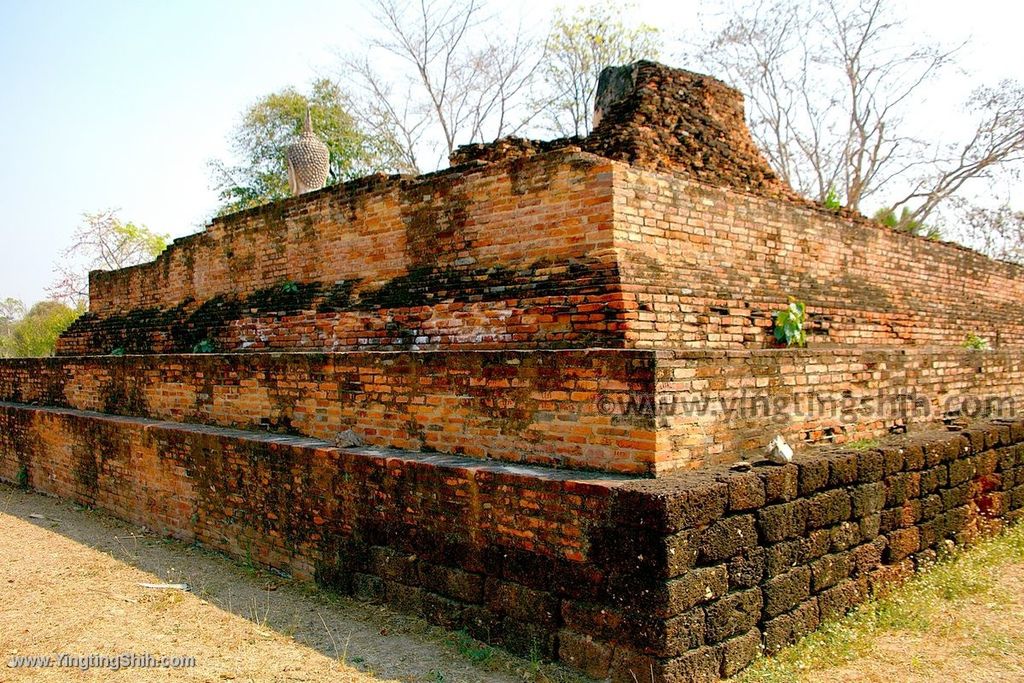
[2,402,1023,680]
[56,148,1024,355]
[4,61,1024,680]
[57,65,1024,357]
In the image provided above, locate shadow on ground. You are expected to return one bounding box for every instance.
[0,483,583,682]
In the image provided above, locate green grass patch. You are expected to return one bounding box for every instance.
[447,629,496,665]
[845,438,880,451]
[737,522,1024,682]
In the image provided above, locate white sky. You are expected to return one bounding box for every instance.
[0,0,1020,306]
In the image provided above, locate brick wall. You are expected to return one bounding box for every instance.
[0,351,658,474]
[2,401,1022,681]
[614,164,1024,348]
[88,156,616,316]
[653,347,1024,470]
[58,149,1024,356]
[1,346,1019,475]
[57,153,625,356]
[4,348,1019,475]
[0,402,634,668]
[453,61,793,202]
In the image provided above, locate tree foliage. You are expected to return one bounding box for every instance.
[209,79,400,214]
[540,2,660,137]
[49,209,169,305]
[0,298,25,347]
[0,299,82,358]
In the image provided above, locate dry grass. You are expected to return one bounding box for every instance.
[737,522,1024,682]
[0,484,584,682]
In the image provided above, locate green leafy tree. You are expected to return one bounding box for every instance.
[540,2,660,136]
[49,209,169,305]
[210,79,400,215]
[0,298,26,357]
[1,300,83,357]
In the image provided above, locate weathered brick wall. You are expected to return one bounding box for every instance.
[89,157,616,316]
[2,401,1022,681]
[57,152,623,355]
[1,346,1018,474]
[0,402,623,660]
[654,348,1024,469]
[453,61,794,201]
[0,351,658,474]
[613,164,1024,348]
[59,149,1024,355]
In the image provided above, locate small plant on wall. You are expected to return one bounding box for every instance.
[191,339,217,354]
[963,333,991,351]
[773,298,807,347]
[822,187,842,212]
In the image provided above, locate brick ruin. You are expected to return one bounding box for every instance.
[2,61,1024,680]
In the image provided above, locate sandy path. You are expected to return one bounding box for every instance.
[0,484,577,682]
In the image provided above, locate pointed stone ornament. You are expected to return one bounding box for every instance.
[286,107,330,196]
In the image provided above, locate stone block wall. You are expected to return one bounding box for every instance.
[602,418,1024,680]
[2,401,1022,681]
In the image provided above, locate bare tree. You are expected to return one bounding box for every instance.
[540,1,660,137]
[947,198,1024,265]
[342,0,543,172]
[696,0,962,209]
[49,209,169,305]
[692,0,1024,236]
[892,81,1024,224]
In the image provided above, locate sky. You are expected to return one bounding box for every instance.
[0,0,1021,306]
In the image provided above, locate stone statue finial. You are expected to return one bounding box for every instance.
[286,106,330,196]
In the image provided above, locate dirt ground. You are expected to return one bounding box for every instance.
[0,483,581,682]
